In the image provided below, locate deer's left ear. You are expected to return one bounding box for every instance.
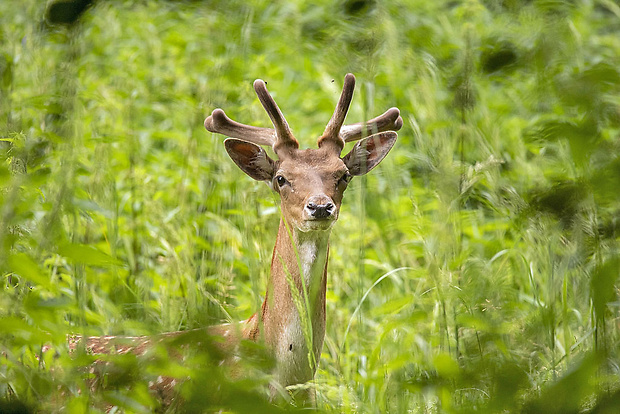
[225,138,276,181]
[342,131,397,176]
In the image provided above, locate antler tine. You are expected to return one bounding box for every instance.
[205,78,402,150]
[204,109,276,147]
[253,79,299,153]
[318,73,356,150]
[339,107,403,143]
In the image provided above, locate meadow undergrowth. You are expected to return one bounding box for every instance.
[1,0,619,412]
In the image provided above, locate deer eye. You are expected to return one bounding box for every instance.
[338,172,352,187]
[275,175,288,188]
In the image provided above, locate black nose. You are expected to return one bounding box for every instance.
[306,201,334,219]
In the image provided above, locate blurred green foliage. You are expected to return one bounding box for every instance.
[1,0,619,412]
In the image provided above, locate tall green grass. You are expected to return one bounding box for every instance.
[1,0,620,412]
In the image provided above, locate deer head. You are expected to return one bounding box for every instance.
[205,73,402,233]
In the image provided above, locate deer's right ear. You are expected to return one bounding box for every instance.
[224,138,276,182]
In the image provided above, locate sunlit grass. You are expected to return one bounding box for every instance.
[1,0,620,412]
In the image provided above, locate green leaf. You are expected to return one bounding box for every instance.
[58,243,121,267]
[433,353,460,379]
[370,296,413,317]
[7,253,53,289]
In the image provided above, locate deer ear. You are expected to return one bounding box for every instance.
[342,131,397,176]
[225,138,276,181]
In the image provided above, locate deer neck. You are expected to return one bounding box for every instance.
[258,218,330,386]
[271,218,330,310]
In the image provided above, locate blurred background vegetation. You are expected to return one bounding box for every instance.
[1,0,620,412]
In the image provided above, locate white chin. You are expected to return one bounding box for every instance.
[299,219,335,232]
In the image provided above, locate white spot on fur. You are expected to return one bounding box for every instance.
[297,233,329,287]
[298,241,317,286]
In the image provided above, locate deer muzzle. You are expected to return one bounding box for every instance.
[304,195,337,227]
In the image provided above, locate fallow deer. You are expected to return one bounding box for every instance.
[69,73,402,408]
[203,73,402,403]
